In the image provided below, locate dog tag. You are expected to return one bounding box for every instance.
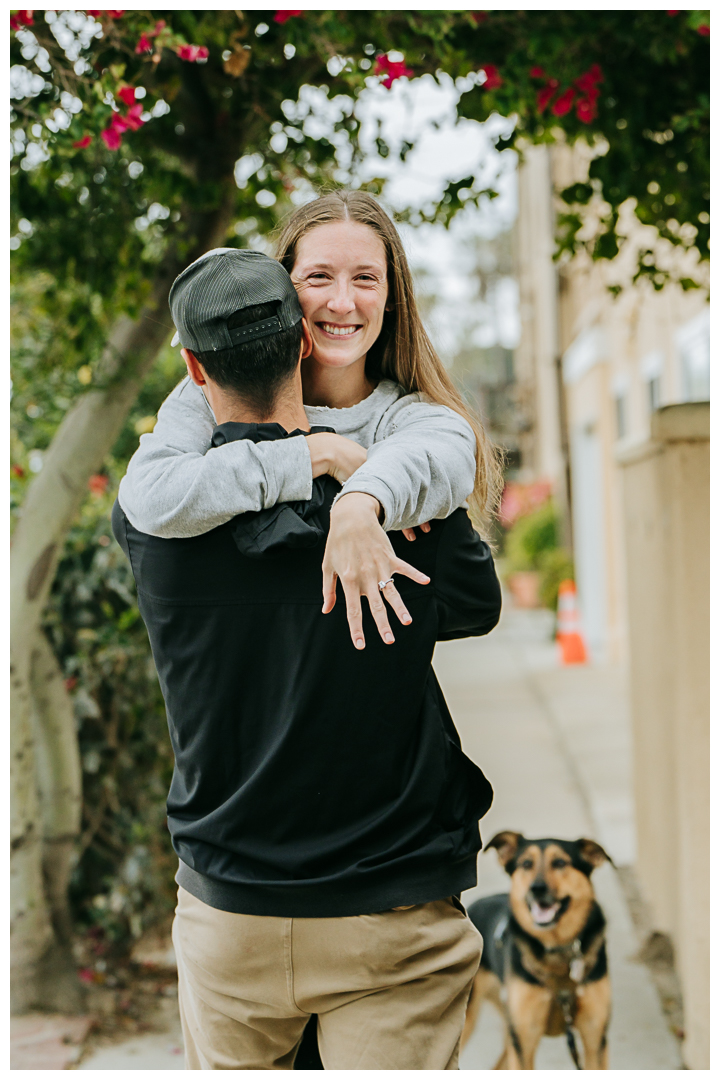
[570,958,585,983]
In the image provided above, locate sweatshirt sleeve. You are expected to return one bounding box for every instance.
[335,396,477,532]
[432,510,502,641]
[117,377,314,538]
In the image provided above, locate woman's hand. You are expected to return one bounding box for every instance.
[402,522,432,541]
[322,492,431,650]
[305,432,368,484]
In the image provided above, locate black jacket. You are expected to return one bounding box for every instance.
[112,421,501,917]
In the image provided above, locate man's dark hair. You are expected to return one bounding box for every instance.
[193,301,303,416]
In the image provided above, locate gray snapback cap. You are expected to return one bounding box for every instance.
[168,247,303,352]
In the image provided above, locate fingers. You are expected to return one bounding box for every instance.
[322,567,337,614]
[402,524,430,540]
[365,585,399,645]
[344,585,366,651]
[341,562,429,648]
[393,558,431,585]
[379,581,412,627]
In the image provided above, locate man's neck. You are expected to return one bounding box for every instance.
[208,371,310,432]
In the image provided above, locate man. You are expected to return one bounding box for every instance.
[112,248,501,1069]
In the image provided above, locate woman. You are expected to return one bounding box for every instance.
[118,190,502,648]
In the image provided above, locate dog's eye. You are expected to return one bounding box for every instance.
[520,859,533,870]
[551,858,569,869]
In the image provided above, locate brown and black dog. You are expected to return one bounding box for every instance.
[462,831,612,1069]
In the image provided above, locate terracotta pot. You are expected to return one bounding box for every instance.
[507,571,541,609]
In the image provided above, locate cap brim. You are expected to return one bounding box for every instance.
[171,330,180,347]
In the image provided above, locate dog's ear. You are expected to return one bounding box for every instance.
[578,838,614,871]
[485,831,523,869]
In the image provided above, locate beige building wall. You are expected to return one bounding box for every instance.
[618,404,709,1070]
[549,145,709,663]
[515,145,710,1069]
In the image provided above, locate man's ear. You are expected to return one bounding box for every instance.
[182,348,207,387]
[299,318,313,360]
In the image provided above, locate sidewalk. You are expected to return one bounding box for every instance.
[76,601,681,1070]
[437,603,682,1070]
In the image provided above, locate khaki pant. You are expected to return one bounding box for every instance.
[172,886,482,1070]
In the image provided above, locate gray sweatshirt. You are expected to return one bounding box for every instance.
[118,376,476,538]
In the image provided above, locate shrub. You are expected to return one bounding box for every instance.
[538,547,575,611]
[502,500,575,611]
[504,500,559,573]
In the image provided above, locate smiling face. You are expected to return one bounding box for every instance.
[290,220,389,376]
[486,831,610,948]
[508,843,595,942]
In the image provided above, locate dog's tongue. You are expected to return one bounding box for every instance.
[531,901,560,925]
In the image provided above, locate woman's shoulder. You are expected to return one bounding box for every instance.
[374,378,407,404]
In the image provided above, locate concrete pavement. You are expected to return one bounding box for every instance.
[76,601,681,1070]
[436,604,682,1070]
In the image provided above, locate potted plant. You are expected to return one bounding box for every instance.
[502,500,573,610]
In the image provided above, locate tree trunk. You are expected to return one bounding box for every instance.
[31,631,82,944]
[28,630,87,1014]
[10,189,236,1012]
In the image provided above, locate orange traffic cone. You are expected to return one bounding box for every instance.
[556,579,588,665]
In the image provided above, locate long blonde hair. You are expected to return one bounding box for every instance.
[274,190,503,527]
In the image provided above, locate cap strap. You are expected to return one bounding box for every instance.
[228,315,282,346]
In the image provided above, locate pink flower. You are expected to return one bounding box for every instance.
[10,9,33,29]
[536,79,558,113]
[480,63,502,90]
[153,20,166,34]
[78,968,96,984]
[176,44,209,62]
[274,10,302,23]
[110,112,130,133]
[499,481,552,527]
[72,134,92,148]
[87,9,101,14]
[667,10,679,14]
[135,33,152,54]
[88,473,109,495]
[374,53,414,88]
[101,127,122,151]
[107,9,124,16]
[576,97,598,124]
[117,86,136,106]
[530,66,546,79]
[124,103,145,131]
[551,87,576,116]
[575,64,603,92]
[471,12,488,23]
[697,24,709,35]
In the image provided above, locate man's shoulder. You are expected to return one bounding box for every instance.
[111,492,332,606]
